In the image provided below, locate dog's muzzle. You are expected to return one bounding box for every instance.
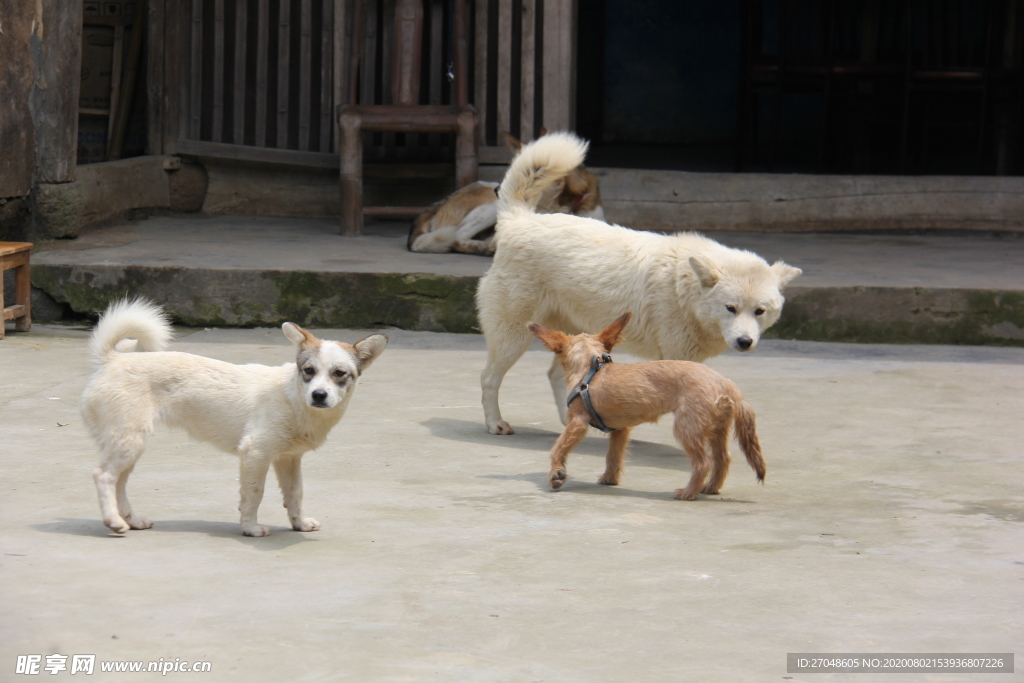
[311,389,329,407]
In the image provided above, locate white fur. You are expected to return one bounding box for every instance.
[81,299,387,536]
[477,133,801,435]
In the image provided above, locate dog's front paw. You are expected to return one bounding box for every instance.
[700,485,721,495]
[292,517,321,532]
[673,488,699,501]
[488,420,515,435]
[597,473,620,486]
[241,524,271,537]
[549,469,567,490]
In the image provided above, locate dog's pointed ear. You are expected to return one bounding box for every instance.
[503,131,523,153]
[689,256,719,289]
[771,260,802,290]
[528,322,567,353]
[353,334,388,371]
[283,322,317,346]
[598,312,631,351]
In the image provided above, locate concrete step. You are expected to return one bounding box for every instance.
[27,214,1024,346]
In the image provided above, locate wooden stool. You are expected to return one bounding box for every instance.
[0,242,33,339]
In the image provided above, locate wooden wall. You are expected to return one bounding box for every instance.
[149,0,577,167]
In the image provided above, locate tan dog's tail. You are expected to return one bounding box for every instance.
[497,131,589,220]
[734,399,766,483]
[88,298,173,368]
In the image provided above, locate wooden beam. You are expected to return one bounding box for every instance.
[146,0,166,155]
[174,138,340,168]
[36,0,82,182]
[233,0,248,145]
[277,0,291,148]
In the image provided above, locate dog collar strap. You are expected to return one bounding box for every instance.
[566,354,618,433]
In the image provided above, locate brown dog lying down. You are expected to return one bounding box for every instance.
[528,312,765,500]
[407,132,604,256]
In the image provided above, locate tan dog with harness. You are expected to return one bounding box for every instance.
[529,312,766,500]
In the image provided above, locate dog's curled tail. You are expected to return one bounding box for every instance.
[88,298,172,367]
[734,399,766,483]
[497,131,588,218]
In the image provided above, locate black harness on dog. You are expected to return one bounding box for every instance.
[566,353,618,432]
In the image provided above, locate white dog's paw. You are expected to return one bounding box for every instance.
[241,524,271,537]
[487,420,515,435]
[105,517,131,534]
[125,515,154,530]
[292,517,321,532]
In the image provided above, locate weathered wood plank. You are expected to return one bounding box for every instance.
[299,0,313,150]
[320,0,335,152]
[34,0,82,181]
[176,138,340,167]
[147,0,166,154]
[108,25,125,147]
[473,0,488,146]
[277,0,292,148]
[332,0,348,153]
[541,0,574,130]
[520,0,535,141]
[211,0,225,142]
[189,0,203,138]
[165,0,184,153]
[255,0,269,146]
[497,0,511,139]
[233,0,247,145]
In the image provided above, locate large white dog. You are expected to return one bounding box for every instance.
[476,132,801,435]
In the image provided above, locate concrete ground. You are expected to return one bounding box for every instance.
[1,323,1021,681]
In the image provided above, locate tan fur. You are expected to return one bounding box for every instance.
[407,131,605,256]
[529,312,765,500]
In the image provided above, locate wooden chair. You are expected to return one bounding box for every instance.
[338,0,478,236]
[0,242,32,339]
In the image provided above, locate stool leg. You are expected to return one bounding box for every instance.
[0,265,6,340]
[455,106,479,189]
[339,107,364,237]
[14,260,30,332]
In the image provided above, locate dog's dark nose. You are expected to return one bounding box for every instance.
[311,389,328,404]
[736,336,753,351]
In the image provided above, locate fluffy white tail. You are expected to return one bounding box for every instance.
[496,131,589,218]
[89,298,172,367]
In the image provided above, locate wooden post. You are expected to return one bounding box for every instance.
[36,0,83,183]
[338,106,364,236]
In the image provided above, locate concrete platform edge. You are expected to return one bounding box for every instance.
[30,263,1024,346]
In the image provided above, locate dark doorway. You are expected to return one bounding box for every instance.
[576,0,1024,175]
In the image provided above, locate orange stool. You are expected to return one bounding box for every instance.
[0,242,32,339]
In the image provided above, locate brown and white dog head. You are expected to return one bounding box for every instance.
[282,323,388,409]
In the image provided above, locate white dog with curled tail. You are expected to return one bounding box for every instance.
[80,298,387,537]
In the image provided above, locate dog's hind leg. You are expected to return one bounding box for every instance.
[547,358,569,425]
[238,446,273,537]
[273,455,320,532]
[93,432,148,534]
[480,322,533,435]
[548,416,590,490]
[116,461,153,529]
[672,414,710,501]
[597,427,631,485]
[702,397,734,495]
[702,426,732,495]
